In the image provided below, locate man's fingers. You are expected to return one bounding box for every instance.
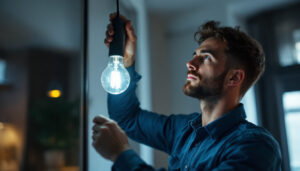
[105,31,113,42]
[106,31,114,41]
[92,125,100,132]
[92,124,109,132]
[92,125,113,142]
[107,23,113,31]
[93,115,111,124]
[109,12,129,23]
[104,39,110,47]
[109,13,117,20]
[106,30,110,38]
[92,115,118,133]
[108,14,136,43]
[108,29,114,36]
[92,132,99,141]
[125,21,136,41]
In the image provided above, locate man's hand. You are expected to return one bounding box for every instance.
[105,13,137,68]
[92,115,130,161]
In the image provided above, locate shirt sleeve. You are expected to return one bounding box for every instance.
[107,64,188,154]
[112,149,166,171]
[211,133,282,171]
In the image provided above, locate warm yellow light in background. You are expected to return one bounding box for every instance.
[0,123,19,146]
[0,122,4,130]
[0,123,21,171]
[48,89,62,98]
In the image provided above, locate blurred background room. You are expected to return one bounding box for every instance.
[1,0,300,171]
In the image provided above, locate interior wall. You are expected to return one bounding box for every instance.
[148,13,171,169]
[87,0,114,170]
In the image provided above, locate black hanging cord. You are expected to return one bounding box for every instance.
[117,0,120,17]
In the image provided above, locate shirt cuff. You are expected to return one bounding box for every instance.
[112,149,147,171]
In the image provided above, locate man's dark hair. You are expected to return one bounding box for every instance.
[194,21,265,97]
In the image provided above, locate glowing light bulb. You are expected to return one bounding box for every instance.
[101,55,130,94]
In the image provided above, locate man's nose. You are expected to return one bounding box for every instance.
[186,59,198,71]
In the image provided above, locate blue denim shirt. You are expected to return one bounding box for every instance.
[108,65,282,171]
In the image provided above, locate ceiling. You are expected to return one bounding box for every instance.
[144,0,298,16]
[145,0,234,14]
[146,0,208,14]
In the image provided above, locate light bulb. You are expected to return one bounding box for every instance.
[101,4,128,94]
[101,55,130,94]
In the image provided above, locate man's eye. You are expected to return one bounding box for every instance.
[204,55,210,60]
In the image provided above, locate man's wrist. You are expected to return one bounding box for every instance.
[112,149,147,171]
[124,56,135,68]
[111,146,131,162]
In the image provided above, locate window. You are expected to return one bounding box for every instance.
[294,30,300,63]
[0,59,6,83]
[283,91,300,170]
[275,14,300,67]
[0,1,83,170]
[276,25,300,66]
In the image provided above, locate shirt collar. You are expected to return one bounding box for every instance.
[189,103,246,139]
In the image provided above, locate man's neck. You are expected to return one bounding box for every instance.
[200,96,239,126]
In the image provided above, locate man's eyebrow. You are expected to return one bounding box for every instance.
[193,49,217,58]
[200,49,216,56]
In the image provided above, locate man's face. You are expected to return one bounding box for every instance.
[183,38,229,100]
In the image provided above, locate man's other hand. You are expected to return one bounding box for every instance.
[92,115,130,161]
[105,13,137,68]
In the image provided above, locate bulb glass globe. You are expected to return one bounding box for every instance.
[101,55,130,94]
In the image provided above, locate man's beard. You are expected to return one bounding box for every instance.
[183,69,228,100]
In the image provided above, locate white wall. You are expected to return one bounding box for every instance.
[87,0,114,170]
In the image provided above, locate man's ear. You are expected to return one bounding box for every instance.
[226,69,245,87]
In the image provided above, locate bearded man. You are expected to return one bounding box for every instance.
[92,14,282,171]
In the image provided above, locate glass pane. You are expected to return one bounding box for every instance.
[293,30,300,64]
[275,21,300,66]
[0,1,82,171]
[0,59,6,83]
[283,91,300,171]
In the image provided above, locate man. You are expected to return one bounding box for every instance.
[92,14,282,170]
